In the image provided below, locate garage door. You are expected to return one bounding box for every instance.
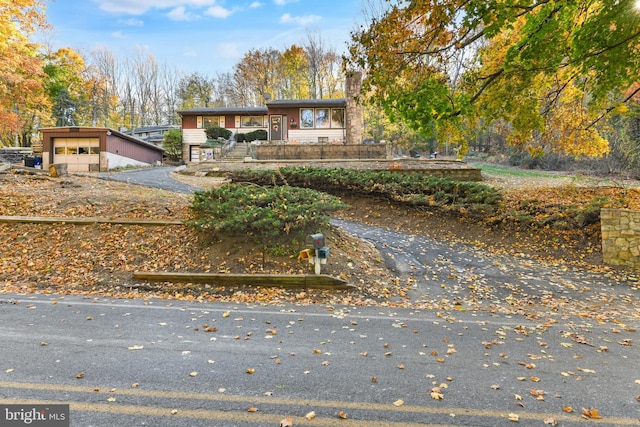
[53,138,100,172]
[190,146,200,162]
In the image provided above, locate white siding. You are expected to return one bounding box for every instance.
[183,129,207,146]
[288,129,345,144]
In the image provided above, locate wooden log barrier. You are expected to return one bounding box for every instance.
[133,271,354,290]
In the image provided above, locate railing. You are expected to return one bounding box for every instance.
[220,140,236,158]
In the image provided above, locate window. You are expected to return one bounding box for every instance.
[331,109,345,128]
[300,109,314,128]
[241,116,264,127]
[299,107,345,129]
[203,116,222,128]
[315,108,330,128]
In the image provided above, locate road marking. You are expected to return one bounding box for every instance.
[1,381,638,426]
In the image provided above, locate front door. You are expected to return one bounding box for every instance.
[270,115,282,141]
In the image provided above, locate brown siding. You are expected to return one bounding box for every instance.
[106,137,163,164]
[224,115,235,128]
[182,115,198,129]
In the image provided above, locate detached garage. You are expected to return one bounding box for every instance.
[40,127,164,173]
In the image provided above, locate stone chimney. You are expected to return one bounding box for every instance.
[345,71,363,145]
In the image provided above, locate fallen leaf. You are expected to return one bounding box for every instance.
[75,372,85,379]
[128,345,144,351]
[543,417,557,426]
[222,311,230,318]
[393,399,404,406]
[508,413,519,422]
[170,409,178,415]
[581,408,602,419]
[247,407,258,412]
[305,411,316,420]
[189,371,198,377]
[562,406,573,413]
[280,417,293,427]
[338,411,348,419]
[431,392,444,400]
[107,397,116,402]
[246,368,255,374]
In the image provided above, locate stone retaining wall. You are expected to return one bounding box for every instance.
[0,147,31,164]
[254,143,386,160]
[601,208,640,268]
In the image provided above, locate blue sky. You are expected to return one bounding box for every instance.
[44,0,364,75]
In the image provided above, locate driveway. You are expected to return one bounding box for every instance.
[98,166,202,194]
[101,167,640,321]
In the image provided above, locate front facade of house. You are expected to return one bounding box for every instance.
[178,99,347,163]
[39,127,164,173]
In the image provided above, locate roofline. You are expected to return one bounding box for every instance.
[177,107,268,116]
[267,98,346,107]
[39,127,165,152]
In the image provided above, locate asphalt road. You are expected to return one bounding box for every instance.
[1,294,639,427]
[2,166,639,426]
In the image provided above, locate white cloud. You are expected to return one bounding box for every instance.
[250,1,263,8]
[205,5,232,18]
[183,48,198,57]
[167,6,199,21]
[280,13,320,26]
[120,17,144,26]
[273,0,297,5]
[97,0,217,15]
[111,31,128,39]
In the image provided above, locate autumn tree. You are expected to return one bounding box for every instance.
[177,72,219,110]
[42,47,88,127]
[232,48,282,105]
[303,31,344,99]
[0,0,50,146]
[348,0,640,157]
[279,45,310,100]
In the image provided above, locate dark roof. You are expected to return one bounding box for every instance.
[126,125,178,134]
[177,106,268,116]
[177,99,347,115]
[267,98,346,108]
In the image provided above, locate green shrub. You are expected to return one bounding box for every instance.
[187,184,348,265]
[228,166,503,216]
[205,126,232,140]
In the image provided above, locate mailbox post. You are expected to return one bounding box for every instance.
[307,233,330,275]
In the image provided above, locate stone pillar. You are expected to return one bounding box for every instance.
[345,71,363,145]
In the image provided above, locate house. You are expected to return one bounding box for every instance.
[178,99,347,163]
[123,125,179,145]
[178,106,268,163]
[39,127,165,173]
